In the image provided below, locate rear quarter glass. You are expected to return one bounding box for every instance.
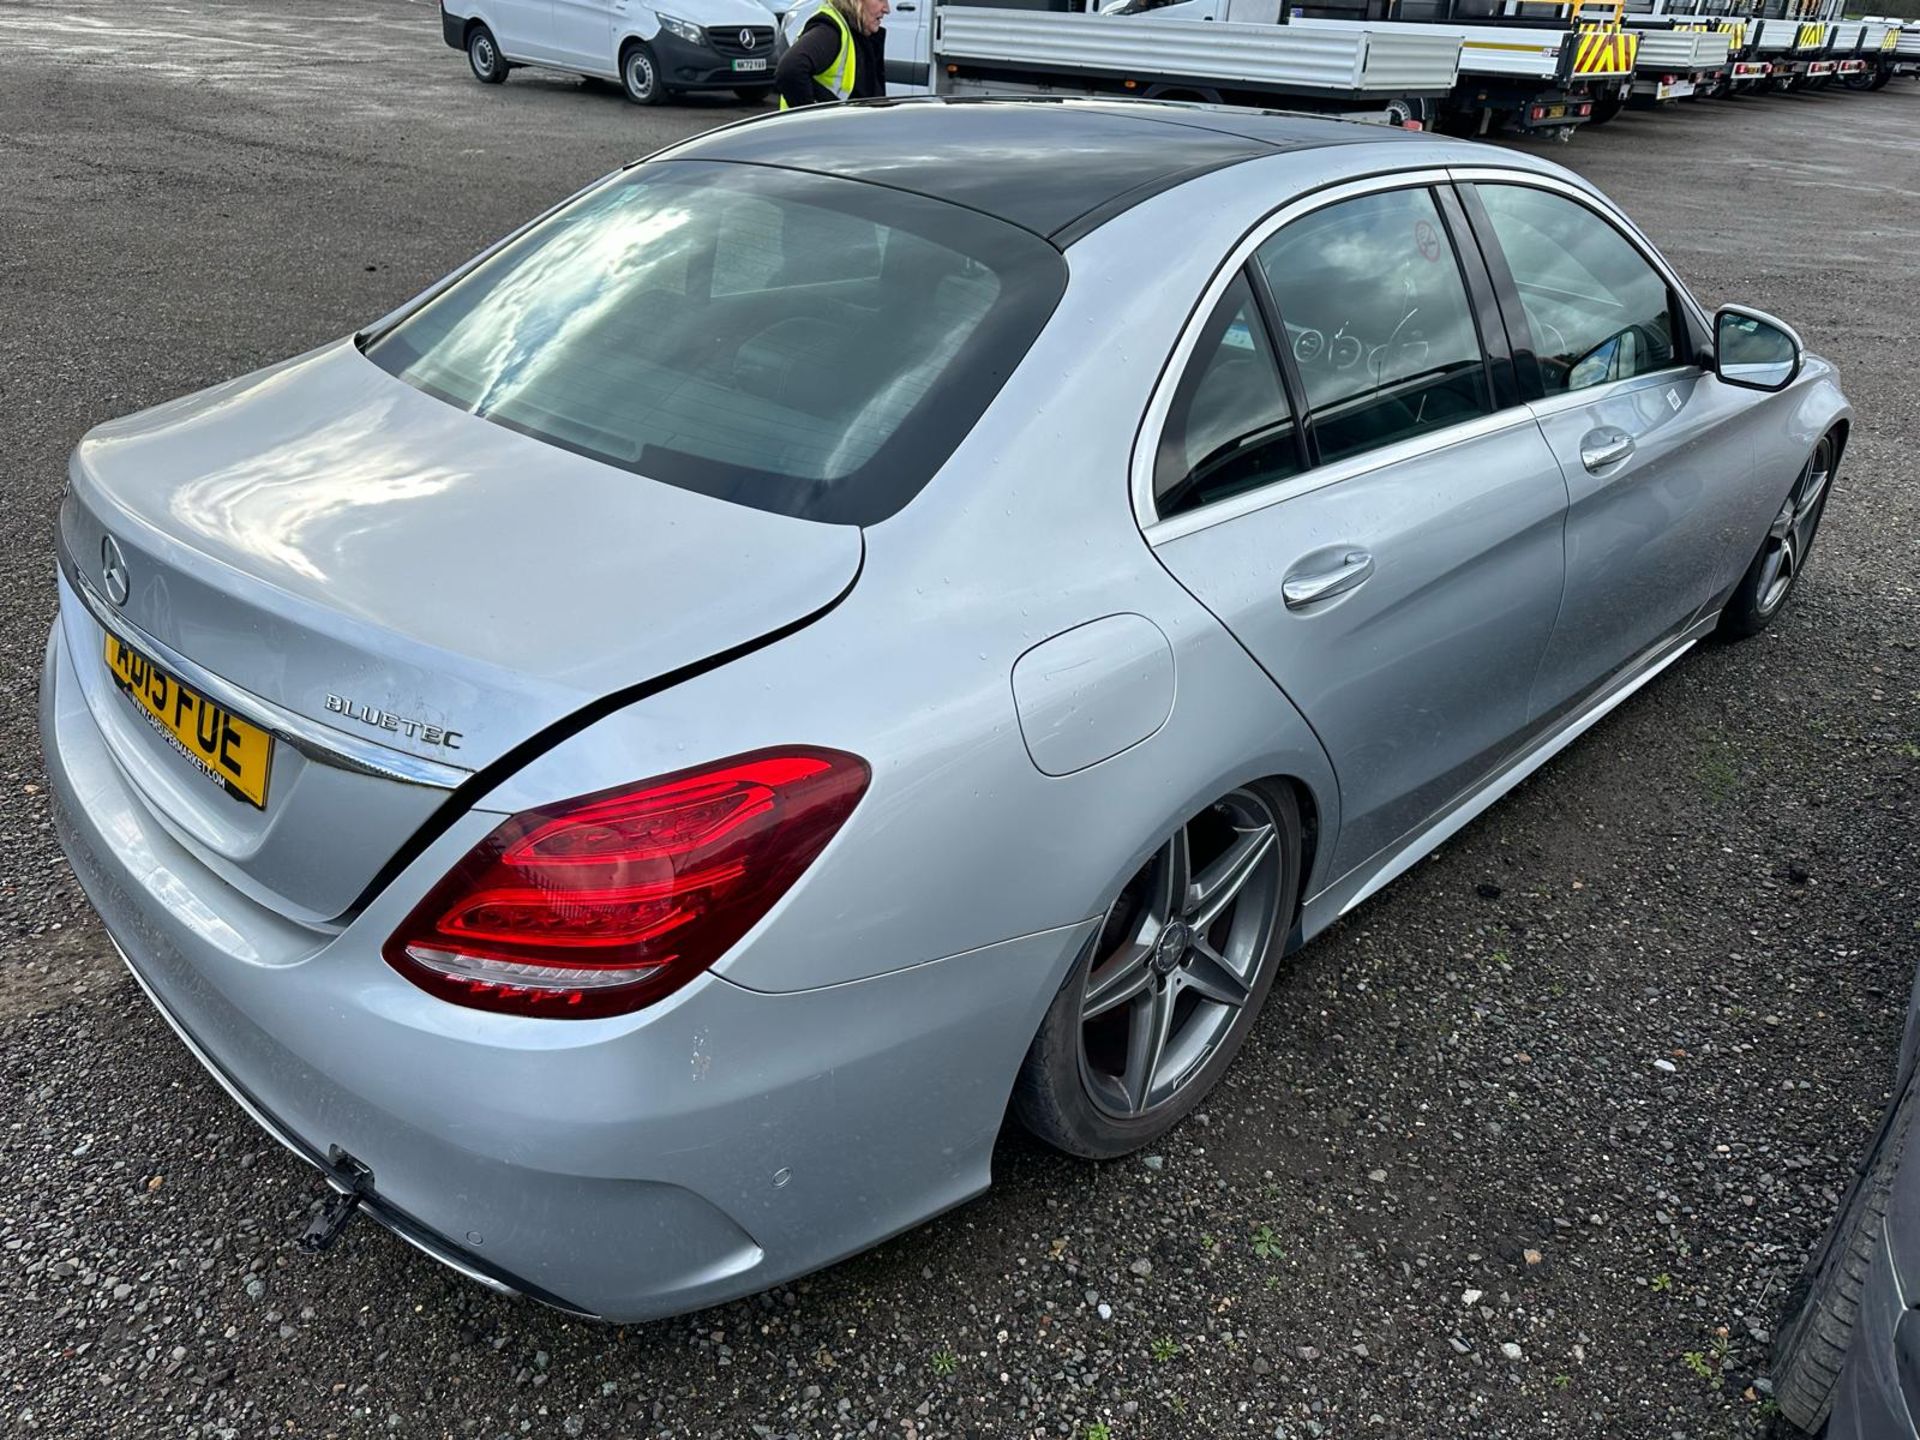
[363,160,1068,526]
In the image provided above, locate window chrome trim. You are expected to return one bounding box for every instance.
[1442,166,1716,343]
[1525,362,1706,422]
[59,557,469,790]
[1133,167,1511,542]
[1142,406,1539,545]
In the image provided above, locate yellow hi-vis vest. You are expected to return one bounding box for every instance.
[779,5,856,108]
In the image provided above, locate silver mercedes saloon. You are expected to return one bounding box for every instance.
[40,99,1848,1321]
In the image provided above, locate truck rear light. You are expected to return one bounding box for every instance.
[384,748,870,1018]
[1529,104,1546,120]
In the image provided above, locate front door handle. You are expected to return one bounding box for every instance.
[1580,426,1635,473]
[1283,550,1374,609]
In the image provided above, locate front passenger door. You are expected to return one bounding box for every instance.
[549,0,614,70]
[1147,185,1570,883]
[1466,181,1758,725]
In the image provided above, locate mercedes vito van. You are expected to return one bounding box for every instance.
[441,0,779,104]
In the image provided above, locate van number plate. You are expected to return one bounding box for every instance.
[732,57,767,71]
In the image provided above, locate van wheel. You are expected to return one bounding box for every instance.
[467,25,508,84]
[621,41,664,104]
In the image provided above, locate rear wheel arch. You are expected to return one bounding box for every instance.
[1011,777,1305,1157]
[1269,773,1321,949]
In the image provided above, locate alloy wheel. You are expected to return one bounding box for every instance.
[1756,436,1835,618]
[1077,788,1284,1119]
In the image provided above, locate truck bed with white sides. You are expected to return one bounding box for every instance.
[932,11,1462,101]
[1627,26,1730,74]
[1356,18,1636,83]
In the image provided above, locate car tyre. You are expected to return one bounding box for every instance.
[1012,782,1301,1160]
[1772,1080,1917,1431]
[1717,430,1838,641]
[621,41,665,105]
[467,24,508,84]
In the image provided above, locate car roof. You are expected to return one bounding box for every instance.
[656,97,1433,244]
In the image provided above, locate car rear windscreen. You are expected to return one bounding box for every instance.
[364,159,1066,526]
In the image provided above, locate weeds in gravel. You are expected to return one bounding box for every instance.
[930,1348,959,1377]
[1652,1272,1674,1292]
[1151,1337,1181,1362]
[1698,744,1740,803]
[1551,1373,1572,1390]
[1199,1233,1216,1252]
[1086,1426,1113,1440]
[1251,1224,1283,1260]
[1682,1331,1732,1391]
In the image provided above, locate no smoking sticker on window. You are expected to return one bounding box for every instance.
[1415,220,1443,263]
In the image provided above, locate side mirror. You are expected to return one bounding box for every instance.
[1714,305,1803,393]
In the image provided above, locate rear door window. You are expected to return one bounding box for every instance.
[1153,274,1302,519]
[365,161,1066,525]
[1253,187,1494,466]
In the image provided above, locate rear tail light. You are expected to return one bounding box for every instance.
[384,748,870,1018]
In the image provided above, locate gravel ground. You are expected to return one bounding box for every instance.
[2,5,1918,1436]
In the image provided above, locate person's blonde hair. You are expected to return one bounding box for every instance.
[825,0,866,30]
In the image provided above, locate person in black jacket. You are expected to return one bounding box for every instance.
[775,0,889,108]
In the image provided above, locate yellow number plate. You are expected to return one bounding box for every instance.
[104,633,273,809]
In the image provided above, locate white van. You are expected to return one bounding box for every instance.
[441,0,782,104]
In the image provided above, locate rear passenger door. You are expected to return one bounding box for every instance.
[489,0,561,61]
[1459,177,1758,725]
[1144,180,1571,882]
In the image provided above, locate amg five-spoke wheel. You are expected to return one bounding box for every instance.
[1719,431,1840,639]
[1014,783,1300,1158]
[1756,435,1834,618]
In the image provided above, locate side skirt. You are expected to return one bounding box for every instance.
[1299,612,1719,932]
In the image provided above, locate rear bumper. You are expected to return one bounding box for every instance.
[41,619,1091,1321]
[111,932,575,1310]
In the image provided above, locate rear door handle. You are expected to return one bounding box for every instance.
[1580,426,1635,473]
[1282,550,1374,609]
